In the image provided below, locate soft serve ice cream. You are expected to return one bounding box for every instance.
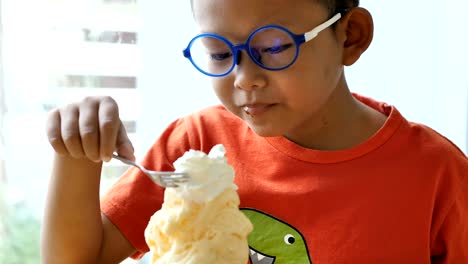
[144,144,253,264]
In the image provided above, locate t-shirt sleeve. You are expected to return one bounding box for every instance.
[430,157,468,263]
[100,117,196,259]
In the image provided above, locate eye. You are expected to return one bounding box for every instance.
[284,234,296,245]
[262,43,293,54]
[210,52,232,61]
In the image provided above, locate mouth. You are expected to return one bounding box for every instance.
[249,247,276,264]
[242,103,276,117]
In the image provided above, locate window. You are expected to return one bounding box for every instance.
[0,1,211,262]
[0,0,144,263]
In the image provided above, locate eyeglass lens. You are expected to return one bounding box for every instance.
[189,27,297,76]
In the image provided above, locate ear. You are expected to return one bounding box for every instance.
[337,8,374,66]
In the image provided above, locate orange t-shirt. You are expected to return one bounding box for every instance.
[101,95,468,263]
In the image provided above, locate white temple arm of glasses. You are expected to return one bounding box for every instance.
[304,13,342,42]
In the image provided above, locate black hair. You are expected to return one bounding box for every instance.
[323,0,359,16]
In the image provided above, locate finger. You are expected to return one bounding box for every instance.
[98,97,120,162]
[116,121,135,161]
[46,109,68,155]
[60,104,85,158]
[79,98,101,162]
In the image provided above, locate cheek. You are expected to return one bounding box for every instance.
[286,43,342,96]
[316,37,343,81]
[276,62,334,112]
[298,34,341,75]
[211,78,235,107]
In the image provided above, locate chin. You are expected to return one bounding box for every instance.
[230,108,287,137]
[247,123,284,138]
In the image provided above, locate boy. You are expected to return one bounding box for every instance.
[41,0,468,263]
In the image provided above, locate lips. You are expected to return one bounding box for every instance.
[242,104,276,117]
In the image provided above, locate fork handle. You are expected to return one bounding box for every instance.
[112,154,187,177]
[112,154,137,167]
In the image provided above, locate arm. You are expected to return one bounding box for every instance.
[41,97,137,264]
[430,166,468,263]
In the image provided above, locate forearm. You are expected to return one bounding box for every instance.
[41,154,104,263]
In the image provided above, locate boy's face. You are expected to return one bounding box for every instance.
[192,0,346,142]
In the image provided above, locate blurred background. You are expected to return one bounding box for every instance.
[0,0,466,263]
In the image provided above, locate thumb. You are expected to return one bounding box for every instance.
[115,121,135,161]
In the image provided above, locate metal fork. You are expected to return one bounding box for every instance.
[112,154,189,188]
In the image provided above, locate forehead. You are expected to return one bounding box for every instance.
[192,0,327,38]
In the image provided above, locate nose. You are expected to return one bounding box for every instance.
[233,51,268,91]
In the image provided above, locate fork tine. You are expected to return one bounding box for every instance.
[148,173,189,187]
[163,180,188,186]
[161,174,189,180]
[161,182,179,188]
[161,177,187,187]
[161,176,190,184]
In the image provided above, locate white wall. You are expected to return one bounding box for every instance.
[350,0,468,153]
[136,1,216,154]
[137,0,468,154]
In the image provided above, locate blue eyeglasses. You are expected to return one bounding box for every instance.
[182,12,343,77]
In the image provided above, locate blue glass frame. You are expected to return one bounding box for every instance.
[183,12,343,77]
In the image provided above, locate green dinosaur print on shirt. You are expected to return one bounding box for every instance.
[241,208,312,264]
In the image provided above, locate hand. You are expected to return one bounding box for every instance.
[46,96,135,162]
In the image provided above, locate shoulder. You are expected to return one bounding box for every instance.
[403,121,467,169]
[392,117,467,187]
[147,105,254,164]
[378,102,466,169]
[413,123,468,255]
[398,120,467,208]
[179,105,252,153]
[381,107,467,193]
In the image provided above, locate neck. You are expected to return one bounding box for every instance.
[285,78,387,151]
